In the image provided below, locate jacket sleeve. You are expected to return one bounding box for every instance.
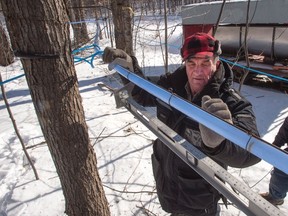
[129,56,156,106]
[273,117,288,148]
[201,89,261,168]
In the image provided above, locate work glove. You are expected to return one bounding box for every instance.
[199,95,233,148]
[103,47,134,72]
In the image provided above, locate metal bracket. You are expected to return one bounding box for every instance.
[113,82,135,108]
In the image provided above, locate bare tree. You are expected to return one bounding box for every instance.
[0,0,110,215]
[110,0,133,55]
[0,74,39,180]
[0,23,13,66]
[66,0,90,48]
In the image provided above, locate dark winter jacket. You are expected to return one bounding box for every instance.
[273,117,288,151]
[131,57,261,215]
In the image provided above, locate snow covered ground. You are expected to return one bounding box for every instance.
[1,15,288,216]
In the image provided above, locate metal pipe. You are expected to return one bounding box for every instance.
[111,64,288,174]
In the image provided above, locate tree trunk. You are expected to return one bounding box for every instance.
[0,0,110,215]
[0,23,14,66]
[110,0,133,55]
[66,0,90,49]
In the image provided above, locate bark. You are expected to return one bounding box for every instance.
[0,0,110,215]
[110,0,133,55]
[0,23,14,66]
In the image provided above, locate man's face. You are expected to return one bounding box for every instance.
[185,53,218,95]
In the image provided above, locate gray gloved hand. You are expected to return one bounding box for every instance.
[102,47,133,72]
[199,95,233,148]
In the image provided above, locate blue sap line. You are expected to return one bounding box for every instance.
[220,58,288,83]
[0,73,25,86]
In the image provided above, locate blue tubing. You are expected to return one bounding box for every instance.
[0,74,25,86]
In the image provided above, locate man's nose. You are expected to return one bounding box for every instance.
[194,65,203,74]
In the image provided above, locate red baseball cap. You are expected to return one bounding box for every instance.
[181,33,222,61]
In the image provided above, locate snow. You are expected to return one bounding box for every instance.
[1,15,288,216]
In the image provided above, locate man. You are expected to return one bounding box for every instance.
[261,117,288,206]
[103,33,261,215]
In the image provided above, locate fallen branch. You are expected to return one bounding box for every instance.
[103,184,156,195]
[26,141,46,149]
